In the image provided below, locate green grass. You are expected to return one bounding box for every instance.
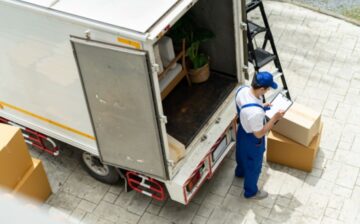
[341,7,360,21]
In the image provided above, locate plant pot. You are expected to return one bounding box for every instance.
[189,63,210,83]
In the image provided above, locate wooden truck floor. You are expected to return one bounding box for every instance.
[163,72,237,146]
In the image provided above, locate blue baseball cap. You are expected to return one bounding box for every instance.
[255,71,278,89]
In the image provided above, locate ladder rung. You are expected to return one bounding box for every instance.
[282,89,288,94]
[248,21,267,39]
[246,0,291,101]
[272,70,283,80]
[246,0,262,13]
[249,48,276,68]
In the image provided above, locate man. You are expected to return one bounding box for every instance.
[235,71,284,199]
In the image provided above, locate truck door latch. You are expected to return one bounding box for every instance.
[159,115,167,124]
[240,22,247,31]
[152,64,161,73]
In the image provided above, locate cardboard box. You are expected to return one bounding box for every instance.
[13,158,52,203]
[267,123,323,172]
[0,124,33,189]
[272,103,321,146]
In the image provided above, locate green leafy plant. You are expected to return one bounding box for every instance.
[186,29,215,69]
[167,14,215,69]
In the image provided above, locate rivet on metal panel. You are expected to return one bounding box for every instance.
[156,31,165,40]
[201,135,207,142]
[84,30,91,39]
[186,2,194,9]
[215,117,221,124]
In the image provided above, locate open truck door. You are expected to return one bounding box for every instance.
[71,38,168,180]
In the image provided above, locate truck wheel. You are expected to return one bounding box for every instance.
[80,152,120,184]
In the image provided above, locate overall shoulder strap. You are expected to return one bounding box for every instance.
[241,103,265,111]
[235,85,249,113]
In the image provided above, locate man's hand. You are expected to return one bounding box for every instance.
[254,110,285,139]
[273,110,285,121]
[263,102,272,108]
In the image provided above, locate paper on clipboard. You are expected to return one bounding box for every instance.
[265,93,293,119]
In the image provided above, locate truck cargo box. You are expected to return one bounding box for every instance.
[0,0,247,204]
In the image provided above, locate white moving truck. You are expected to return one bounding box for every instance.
[0,0,248,204]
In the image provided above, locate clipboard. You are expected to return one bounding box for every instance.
[265,92,293,120]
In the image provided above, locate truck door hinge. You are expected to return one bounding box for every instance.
[84,29,92,39]
[242,65,249,73]
[240,22,247,31]
[159,115,167,124]
[242,65,249,80]
[152,64,161,73]
[167,160,175,167]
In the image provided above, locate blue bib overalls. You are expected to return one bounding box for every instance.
[235,86,267,198]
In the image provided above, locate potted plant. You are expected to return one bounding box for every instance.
[167,14,215,83]
[186,29,214,83]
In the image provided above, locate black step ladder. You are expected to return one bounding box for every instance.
[246,0,291,100]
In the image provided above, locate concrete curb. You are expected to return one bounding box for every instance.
[268,0,360,27]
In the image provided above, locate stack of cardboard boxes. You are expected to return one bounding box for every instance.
[0,124,51,202]
[267,103,323,172]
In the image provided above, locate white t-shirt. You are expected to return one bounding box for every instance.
[236,87,265,133]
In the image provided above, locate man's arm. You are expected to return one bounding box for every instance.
[253,111,284,139]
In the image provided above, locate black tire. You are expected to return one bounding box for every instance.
[80,152,121,185]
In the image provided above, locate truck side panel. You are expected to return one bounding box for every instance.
[0,2,123,155]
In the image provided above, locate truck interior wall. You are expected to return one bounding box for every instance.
[162,0,238,147]
[190,0,237,77]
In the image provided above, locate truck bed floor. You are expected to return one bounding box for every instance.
[163,72,237,147]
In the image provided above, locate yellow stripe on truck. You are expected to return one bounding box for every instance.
[117,37,141,49]
[0,101,95,140]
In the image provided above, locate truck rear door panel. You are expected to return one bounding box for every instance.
[71,38,168,179]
